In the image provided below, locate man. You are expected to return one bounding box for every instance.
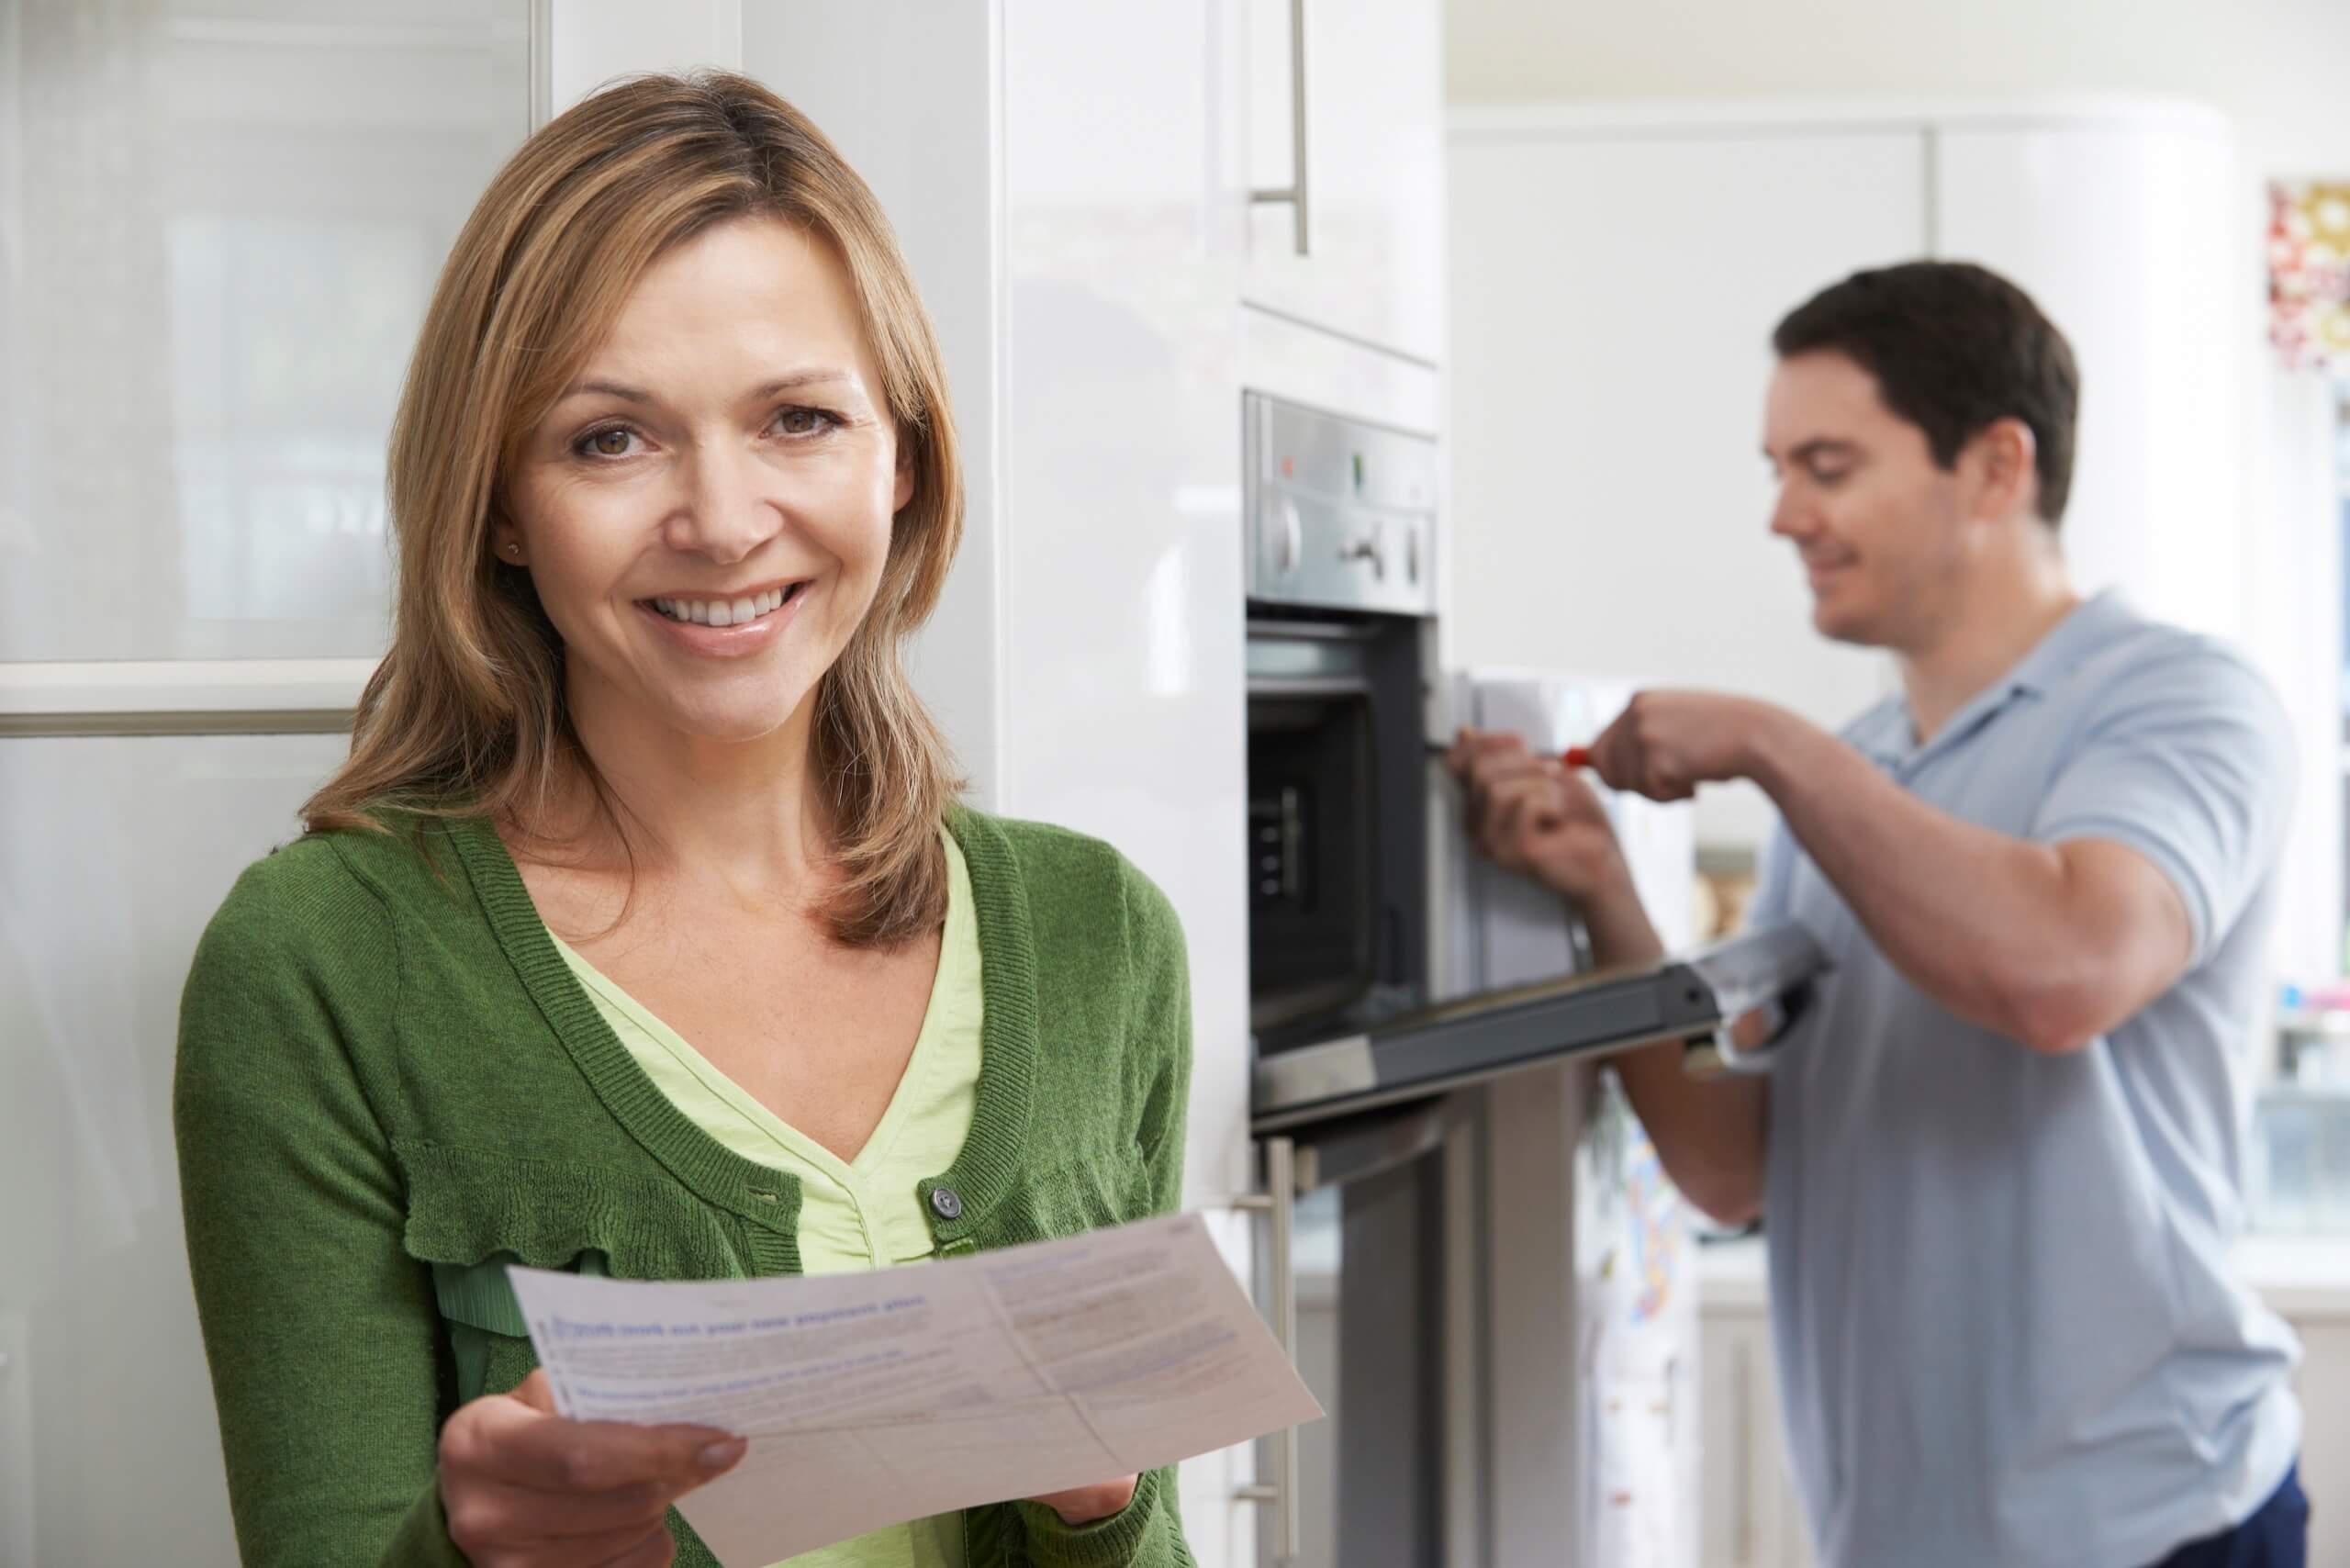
[1453,262,2308,1568]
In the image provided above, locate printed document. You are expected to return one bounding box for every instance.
[510,1212,1321,1564]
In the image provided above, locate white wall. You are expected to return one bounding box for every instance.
[1444,0,2350,975]
[1447,0,2350,176]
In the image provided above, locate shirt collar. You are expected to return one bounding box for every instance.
[1860,591,2133,770]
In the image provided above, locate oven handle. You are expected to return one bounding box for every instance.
[1232,1135,1301,1562]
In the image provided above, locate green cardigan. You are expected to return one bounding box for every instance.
[174,806,1194,1568]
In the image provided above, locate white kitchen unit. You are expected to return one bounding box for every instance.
[1242,0,1446,364]
[1697,1238,2350,1568]
[0,734,355,1566]
[0,5,543,1562]
[1932,115,2241,649]
[2276,1271,2350,1568]
[1448,99,2240,855]
[1694,1250,1816,1568]
[744,6,1265,1560]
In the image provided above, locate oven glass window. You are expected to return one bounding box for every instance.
[1248,692,1377,1032]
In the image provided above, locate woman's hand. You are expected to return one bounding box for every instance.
[438,1370,747,1567]
[1026,1473,1139,1526]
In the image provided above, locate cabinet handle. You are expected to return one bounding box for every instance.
[1248,0,1311,256]
[1232,1136,1302,1562]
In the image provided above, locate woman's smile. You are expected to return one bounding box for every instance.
[635,578,817,659]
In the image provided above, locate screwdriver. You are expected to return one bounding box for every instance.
[1427,739,1595,769]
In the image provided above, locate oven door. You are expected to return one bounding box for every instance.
[1254,923,1830,1133]
[1237,924,1829,1566]
[1248,1096,1488,1568]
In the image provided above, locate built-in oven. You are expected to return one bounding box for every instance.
[1236,392,1826,1567]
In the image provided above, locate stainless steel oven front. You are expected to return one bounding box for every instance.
[1236,393,1829,1566]
[1242,391,1476,1568]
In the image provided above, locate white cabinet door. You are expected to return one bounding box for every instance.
[754,8,1259,1564]
[1243,0,1445,363]
[0,9,739,1566]
[0,5,531,666]
[1933,121,2241,644]
[0,733,350,1568]
[1446,128,1922,853]
[992,10,1259,1557]
[1697,1304,1814,1568]
[2285,1312,2350,1568]
[546,0,742,113]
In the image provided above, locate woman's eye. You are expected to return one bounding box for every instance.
[577,426,637,458]
[774,407,838,438]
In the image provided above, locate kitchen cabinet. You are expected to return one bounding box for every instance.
[1696,1261,1816,1568]
[746,6,1259,1562]
[0,4,550,1562]
[2251,1250,2350,1568]
[0,734,352,1566]
[1447,100,2239,857]
[2292,1314,2350,1566]
[0,6,741,1564]
[0,1,531,676]
[1934,118,2240,644]
[1242,0,1446,364]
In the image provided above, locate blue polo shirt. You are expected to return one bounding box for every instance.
[1751,592,2302,1568]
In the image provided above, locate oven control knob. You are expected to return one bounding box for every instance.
[1405,528,1421,585]
[1339,524,1387,581]
[1275,499,1304,575]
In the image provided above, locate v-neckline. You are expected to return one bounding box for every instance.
[542,829,973,1175]
[442,803,1040,1255]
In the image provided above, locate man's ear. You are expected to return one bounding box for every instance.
[1964,416,2039,523]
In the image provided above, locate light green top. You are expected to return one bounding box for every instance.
[550,831,984,1568]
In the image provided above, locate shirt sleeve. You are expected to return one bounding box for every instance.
[2030,642,2297,965]
[1743,819,1800,935]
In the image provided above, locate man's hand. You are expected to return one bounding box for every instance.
[1449,722,1765,1227]
[1585,691,1796,801]
[1447,729,1629,902]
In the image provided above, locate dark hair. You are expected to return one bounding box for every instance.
[1773,261,2080,526]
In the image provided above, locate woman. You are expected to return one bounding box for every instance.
[175,73,1192,1568]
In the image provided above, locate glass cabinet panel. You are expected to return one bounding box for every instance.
[0,1,528,663]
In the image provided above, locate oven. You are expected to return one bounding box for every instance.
[1235,393,1828,1566]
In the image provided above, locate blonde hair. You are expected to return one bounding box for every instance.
[306,71,963,946]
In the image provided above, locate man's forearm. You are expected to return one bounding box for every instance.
[1580,869,1666,971]
[1578,871,1766,1226]
[1743,711,2179,1054]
